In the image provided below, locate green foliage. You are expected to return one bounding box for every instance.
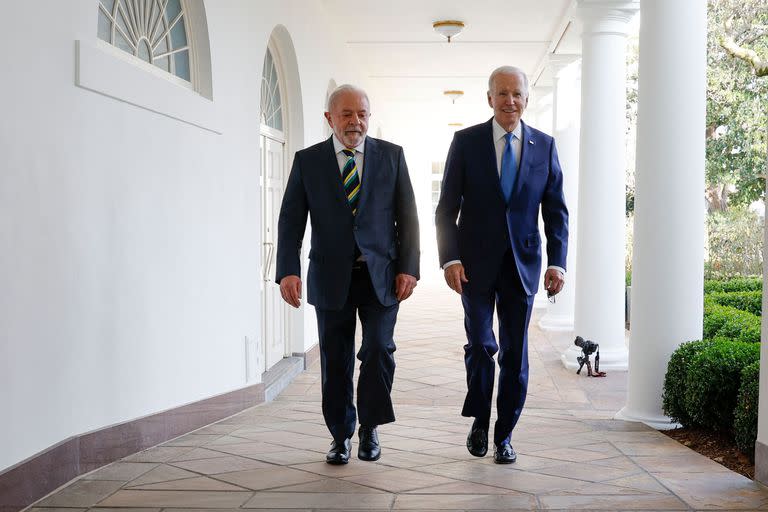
[702,301,761,342]
[707,0,768,207]
[704,277,762,293]
[734,360,760,455]
[706,290,762,316]
[703,301,732,338]
[663,340,715,426]
[684,340,761,431]
[706,208,764,279]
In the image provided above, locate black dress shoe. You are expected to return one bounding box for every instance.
[326,438,351,465]
[466,421,488,457]
[358,425,381,461]
[493,440,517,464]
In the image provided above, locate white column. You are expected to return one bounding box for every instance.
[571,0,637,371]
[616,0,706,428]
[540,55,581,338]
[757,142,768,483]
[529,86,553,311]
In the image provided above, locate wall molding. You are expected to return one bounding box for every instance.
[0,341,315,512]
[75,39,222,134]
[0,381,263,512]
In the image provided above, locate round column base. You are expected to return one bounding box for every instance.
[615,406,680,430]
[539,314,574,332]
[560,344,628,371]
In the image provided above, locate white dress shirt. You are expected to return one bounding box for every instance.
[332,135,365,178]
[443,120,565,278]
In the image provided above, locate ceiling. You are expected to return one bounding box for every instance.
[320,0,582,133]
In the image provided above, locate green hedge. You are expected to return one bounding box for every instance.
[734,361,760,455]
[702,301,761,343]
[704,277,762,294]
[662,340,714,426]
[663,278,763,456]
[683,340,761,431]
[706,290,762,316]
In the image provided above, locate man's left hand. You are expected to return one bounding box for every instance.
[544,268,565,297]
[395,273,417,302]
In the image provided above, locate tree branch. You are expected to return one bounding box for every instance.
[719,33,768,77]
[744,29,768,46]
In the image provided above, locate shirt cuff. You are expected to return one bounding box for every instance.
[547,265,565,275]
[442,260,462,270]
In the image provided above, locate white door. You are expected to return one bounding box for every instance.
[260,132,288,372]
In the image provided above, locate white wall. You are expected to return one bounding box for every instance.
[0,0,349,472]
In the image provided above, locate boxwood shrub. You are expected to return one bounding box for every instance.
[683,340,761,432]
[734,360,760,455]
[662,339,714,426]
[704,277,762,294]
[706,290,762,316]
[702,301,761,343]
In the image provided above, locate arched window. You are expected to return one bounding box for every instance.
[260,48,283,132]
[97,0,191,82]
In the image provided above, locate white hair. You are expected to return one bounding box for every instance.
[326,84,370,111]
[488,66,529,95]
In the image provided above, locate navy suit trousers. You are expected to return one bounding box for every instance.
[461,250,534,446]
[315,264,399,444]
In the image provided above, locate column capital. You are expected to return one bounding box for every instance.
[548,54,581,77]
[576,0,639,36]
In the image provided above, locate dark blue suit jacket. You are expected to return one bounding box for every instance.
[276,136,420,310]
[435,119,568,296]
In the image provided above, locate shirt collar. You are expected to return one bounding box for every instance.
[332,135,366,155]
[492,118,522,143]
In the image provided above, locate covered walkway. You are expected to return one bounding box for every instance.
[28,274,768,511]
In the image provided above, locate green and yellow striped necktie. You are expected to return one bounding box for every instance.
[341,149,361,215]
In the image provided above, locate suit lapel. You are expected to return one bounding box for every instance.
[513,120,533,199]
[357,136,377,214]
[322,136,352,211]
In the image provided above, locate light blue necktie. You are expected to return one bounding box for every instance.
[500,132,517,204]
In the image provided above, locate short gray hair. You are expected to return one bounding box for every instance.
[326,84,370,111]
[488,66,529,95]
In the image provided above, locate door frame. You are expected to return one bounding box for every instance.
[258,37,292,375]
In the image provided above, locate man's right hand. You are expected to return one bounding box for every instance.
[443,263,468,295]
[279,275,302,308]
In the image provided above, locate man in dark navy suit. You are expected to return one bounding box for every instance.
[435,66,568,464]
[276,85,419,465]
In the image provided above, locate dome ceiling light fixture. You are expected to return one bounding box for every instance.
[443,90,464,103]
[448,122,464,127]
[433,20,465,43]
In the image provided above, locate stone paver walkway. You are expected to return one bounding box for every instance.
[29,272,768,511]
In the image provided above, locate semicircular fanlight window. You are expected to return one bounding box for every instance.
[97,0,191,82]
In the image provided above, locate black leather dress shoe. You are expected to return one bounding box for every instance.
[326,438,351,465]
[466,421,488,457]
[358,425,381,461]
[493,440,517,464]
